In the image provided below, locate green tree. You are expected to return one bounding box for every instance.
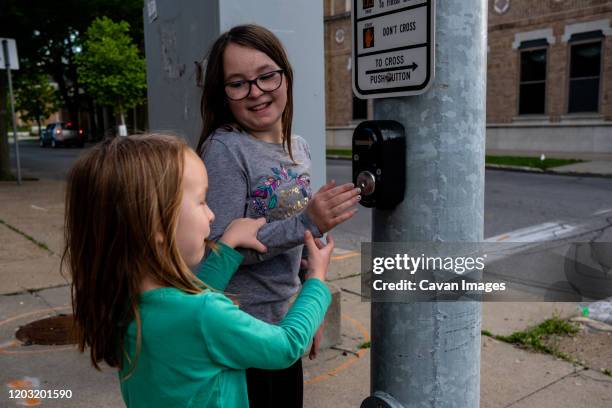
[14,70,60,137]
[77,17,146,133]
[0,0,144,178]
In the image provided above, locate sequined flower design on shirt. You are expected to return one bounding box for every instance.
[250,164,311,220]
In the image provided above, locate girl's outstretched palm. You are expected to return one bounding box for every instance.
[306,181,360,233]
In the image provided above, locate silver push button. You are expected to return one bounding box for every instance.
[356,171,376,196]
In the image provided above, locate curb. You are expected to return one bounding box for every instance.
[570,317,612,333]
[327,155,351,161]
[326,156,612,179]
[486,164,612,179]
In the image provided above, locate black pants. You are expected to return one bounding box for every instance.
[246,358,303,408]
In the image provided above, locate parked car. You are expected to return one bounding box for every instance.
[40,122,85,148]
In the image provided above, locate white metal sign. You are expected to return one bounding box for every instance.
[352,0,435,99]
[0,38,19,70]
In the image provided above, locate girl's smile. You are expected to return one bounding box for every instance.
[249,101,272,112]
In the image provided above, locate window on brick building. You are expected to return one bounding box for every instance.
[568,31,603,113]
[518,40,548,115]
[352,93,367,120]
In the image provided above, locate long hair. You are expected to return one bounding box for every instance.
[63,134,205,376]
[196,24,295,160]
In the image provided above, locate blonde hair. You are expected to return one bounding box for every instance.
[63,134,206,377]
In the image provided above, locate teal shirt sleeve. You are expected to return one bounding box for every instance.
[196,242,244,291]
[200,279,331,370]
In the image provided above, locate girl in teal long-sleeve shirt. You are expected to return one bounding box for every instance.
[63,134,334,407]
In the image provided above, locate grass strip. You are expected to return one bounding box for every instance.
[0,173,18,181]
[491,316,579,362]
[485,155,582,170]
[485,320,612,375]
[327,148,352,158]
[325,148,583,170]
[0,218,54,254]
[481,329,493,337]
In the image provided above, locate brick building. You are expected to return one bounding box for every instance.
[324,0,612,158]
[324,0,367,148]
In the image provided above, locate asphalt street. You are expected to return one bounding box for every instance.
[9,140,612,250]
[327,158,612,248]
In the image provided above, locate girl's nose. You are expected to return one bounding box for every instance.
[249,83,264,98]
[206,205,215,223]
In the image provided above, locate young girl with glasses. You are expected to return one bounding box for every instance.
[197,24,361,407]
[65,134,335,407]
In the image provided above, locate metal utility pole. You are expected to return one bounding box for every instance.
[2,38,21,185]
[367,1,487,406]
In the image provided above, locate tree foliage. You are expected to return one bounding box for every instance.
[14,70,60,133]
[0,0,144,121]
[0,0,144,177]
[77,17,146,123]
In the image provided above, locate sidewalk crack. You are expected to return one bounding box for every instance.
[0,219,55,255]
[504,368,586,407]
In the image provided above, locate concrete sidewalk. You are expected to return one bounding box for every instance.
[1,179,612,407]
[551,160,612,176]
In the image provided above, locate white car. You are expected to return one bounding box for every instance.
[40,122,85,148]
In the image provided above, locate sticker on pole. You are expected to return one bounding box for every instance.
[352,0,435,99]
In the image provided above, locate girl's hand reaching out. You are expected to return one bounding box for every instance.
[306,181,360,233]
[303,230,334,359]
[304,230,334,282]
[220,218,267,253]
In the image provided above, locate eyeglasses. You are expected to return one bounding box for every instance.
[224,70,284,101]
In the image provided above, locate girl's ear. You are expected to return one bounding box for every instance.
[155,232,165,244]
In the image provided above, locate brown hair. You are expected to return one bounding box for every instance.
[62,134,206,377]
[196,24,295,160]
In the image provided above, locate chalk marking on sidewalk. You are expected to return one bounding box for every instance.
[0,340,19,349]
[304,313,370,386]
[0,343,74,355]
[0,306,70,327]
[6,377,41,406]
[331,251,359,261]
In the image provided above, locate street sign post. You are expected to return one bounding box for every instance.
[1,38,22,185]
[0,38,19,70]
[352,0,435,99]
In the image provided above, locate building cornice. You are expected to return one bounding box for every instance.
[490,5,611,32]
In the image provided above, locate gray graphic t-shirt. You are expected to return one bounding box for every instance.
[201,128,321,323]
